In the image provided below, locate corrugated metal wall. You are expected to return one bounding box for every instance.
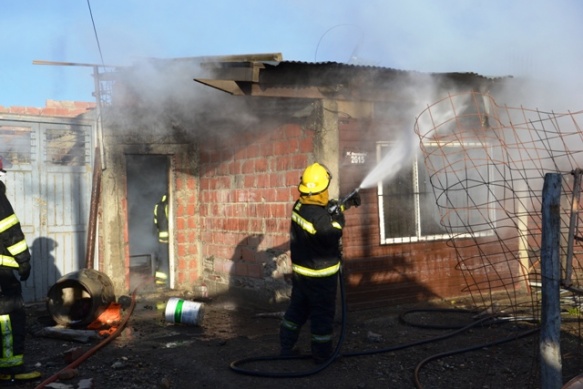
[0,116,93,302]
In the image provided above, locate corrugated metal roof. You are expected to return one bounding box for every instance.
[276,60,510,81]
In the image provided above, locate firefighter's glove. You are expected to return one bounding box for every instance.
[18,262,31,282]
[331,211,345,228]
[327,199,341,215]
[343,192,361,211]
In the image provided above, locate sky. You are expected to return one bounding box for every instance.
[1,0,583,110]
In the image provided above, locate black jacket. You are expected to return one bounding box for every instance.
[290,200,343,273]
[0,181,31,270]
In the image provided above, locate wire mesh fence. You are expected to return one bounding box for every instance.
[414,91,583,318]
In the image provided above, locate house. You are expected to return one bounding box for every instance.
[94,53,520,310]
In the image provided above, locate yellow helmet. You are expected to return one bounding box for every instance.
[298,163,331,194]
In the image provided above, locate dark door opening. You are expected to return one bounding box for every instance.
[126,155,169,290]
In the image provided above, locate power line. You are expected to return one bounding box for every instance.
[86,0,105,67]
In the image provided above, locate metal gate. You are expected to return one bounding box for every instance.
[0,115,93,302]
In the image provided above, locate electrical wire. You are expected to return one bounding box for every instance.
[86,0,106,67]
[314,24,364,63]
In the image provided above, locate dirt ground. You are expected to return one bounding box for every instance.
[10,289,583,389]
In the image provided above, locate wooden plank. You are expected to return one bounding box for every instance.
[540,173,563,389]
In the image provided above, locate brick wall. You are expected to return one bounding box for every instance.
[198,123,314,302]
[338,117,523,309]
[174,153,200,286]
[0,100,96,117]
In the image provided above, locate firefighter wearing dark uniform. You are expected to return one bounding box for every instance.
[0,159,39,381]
[153,194,169,287]
[280,162,356,364]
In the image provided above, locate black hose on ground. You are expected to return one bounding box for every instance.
[413,326,540,389]
[230,278,540,380]
[230,271,494,377]
[340,310,496,359]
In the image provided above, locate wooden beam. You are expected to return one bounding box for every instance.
[194,79,245,96]
[200,62,264,82]
[540,172,563,389]
[33,60,122,68]
[169,52,282,63]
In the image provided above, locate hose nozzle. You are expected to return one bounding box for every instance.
[328,188,361,215]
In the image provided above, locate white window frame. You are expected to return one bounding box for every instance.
[378,141,496,245]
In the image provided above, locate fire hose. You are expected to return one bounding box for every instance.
[229,189,362,378]
[229,266,348,378]
[34,289,137,389]
[230,277,540,381]
[230,189,541,380]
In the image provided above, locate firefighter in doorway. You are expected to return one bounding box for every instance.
[153,193,169,288]
[279,162,360,364]
[0,158,40,381]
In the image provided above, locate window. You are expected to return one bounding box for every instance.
[378,141,494,244]
[0,125,33,165]
[45,126,89,166]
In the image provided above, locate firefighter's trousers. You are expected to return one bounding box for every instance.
[280,271,338,360]
[0,268,25,370]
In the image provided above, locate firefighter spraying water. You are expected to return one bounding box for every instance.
[279,162,361,364]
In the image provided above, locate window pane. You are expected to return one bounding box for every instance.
[45,126,88,166]
[382,162,416,238]
[425,144,491,234]
[417,161,447,235]
[379,141,493,242]
[0,125,33,164]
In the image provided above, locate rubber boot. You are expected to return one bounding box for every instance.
[279,326,300,357]
[311,341,333,364]
[0,365,41,382]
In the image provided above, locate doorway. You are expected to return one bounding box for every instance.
[126,155,169,290]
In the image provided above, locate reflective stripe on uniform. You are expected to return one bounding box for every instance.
[7,239,28,257]
[0,255,18,268]
[331,221,342,229]
[292,212,316,234]
[155,271,168,285]
[311,333,333,343]
[0,314,22,368]
[292,262,340,277]
[0,215,18,234]
[281,318,300,332]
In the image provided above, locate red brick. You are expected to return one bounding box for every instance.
[254,173,268,188]
[273,140,290,155]
[284,124,302,138]
[299,137,314,153]
[246,143,261,159]
[241,160,255,174]
[255,158,268,173]
[247,262,263,278]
